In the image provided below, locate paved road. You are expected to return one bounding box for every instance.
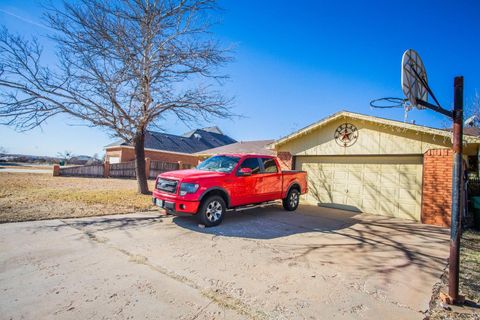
[0,168,51,174]
[0,205,449,319]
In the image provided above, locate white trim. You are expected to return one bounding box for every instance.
[269,111,480,148]
[105,145,198,157]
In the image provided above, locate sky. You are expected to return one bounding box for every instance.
[0,0,479,157]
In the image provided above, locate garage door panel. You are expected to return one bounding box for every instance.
[332,184,346,192]
[334,171,348,180]
[364,171,380,181]
[362,202,378,214]
[399,174,420,186]
[297,156,422,221]
[347,184,362,194]
[380,187,397,197]
[348,174,363,185]
[380,201,397,216]
[380,173,398,186]
[398,189,417,201]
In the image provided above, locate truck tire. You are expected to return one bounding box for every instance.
[283,188,300,211]
[198,195,226,227]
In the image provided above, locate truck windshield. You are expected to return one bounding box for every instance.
[196,155,240,173]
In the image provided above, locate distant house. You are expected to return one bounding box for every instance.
[105,126,236,168]
[194,139,293,170]
[195,140,275,158]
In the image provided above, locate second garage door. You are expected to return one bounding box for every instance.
[296,156,423,220]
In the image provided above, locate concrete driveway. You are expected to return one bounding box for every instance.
[0,205,449,319]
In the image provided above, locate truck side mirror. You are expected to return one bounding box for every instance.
[238,167,252,176]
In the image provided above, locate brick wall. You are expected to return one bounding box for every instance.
[422,149,453,227]
[277,151,293,170]
[106,147,200,167]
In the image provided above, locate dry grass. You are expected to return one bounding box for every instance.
[0,172,157,223]
[427,229,480,319]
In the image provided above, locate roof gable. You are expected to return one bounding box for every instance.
[270,111,480,149]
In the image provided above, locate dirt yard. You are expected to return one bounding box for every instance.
[427,229,480,319]
[0,172,156,223]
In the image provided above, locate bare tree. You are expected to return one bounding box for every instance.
[57,150,74,165]
[0,0,232,194]
[464,90,480,127]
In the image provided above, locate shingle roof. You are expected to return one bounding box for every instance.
[106,127,236,154]
[195,140,276,156]
[458,127,480,137]
[182,126,224,137]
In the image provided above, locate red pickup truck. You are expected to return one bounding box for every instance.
[152,154,308,226]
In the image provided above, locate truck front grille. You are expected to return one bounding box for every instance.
[156,178,178,194]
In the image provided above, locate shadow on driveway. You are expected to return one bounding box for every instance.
[38,204,449,280]
[173,204,450,278]
[172,205,359,239]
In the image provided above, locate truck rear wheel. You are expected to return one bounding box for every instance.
[198,196,226,227]
[283,188,300,211]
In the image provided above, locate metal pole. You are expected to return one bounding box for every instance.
[449,76,464,303]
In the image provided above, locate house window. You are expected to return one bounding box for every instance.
[109,157,120,164]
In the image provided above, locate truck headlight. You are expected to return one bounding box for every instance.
[179,183,199,196]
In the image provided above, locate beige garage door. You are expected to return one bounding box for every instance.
[296,156,423,220]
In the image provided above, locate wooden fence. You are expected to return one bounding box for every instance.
[149,160,179,178]
[59,164,104,177]
[55,159,182,179]
[110,161,136,178]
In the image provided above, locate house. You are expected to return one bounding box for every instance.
[269,111,480,227]
[105,126,236,168]
[194,139,298,170]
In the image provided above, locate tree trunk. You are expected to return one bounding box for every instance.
[133,132,149,194]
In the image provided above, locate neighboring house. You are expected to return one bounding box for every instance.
[105,126,236,168]
[269,110,480,227]
[195,139,274,156]
[194,139,294,170]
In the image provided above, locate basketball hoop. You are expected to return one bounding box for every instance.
[401,49,428,109]
[369,97,412,123]
[370,49,451,118]
[369,97,408,109]
[369,49,430,115]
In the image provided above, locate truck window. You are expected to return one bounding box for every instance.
[261,158,278,173]
[196,155,240,173]
[239,158,261,174]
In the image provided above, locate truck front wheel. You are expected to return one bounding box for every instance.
[283,189,300,211]
[198,196,226,227]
